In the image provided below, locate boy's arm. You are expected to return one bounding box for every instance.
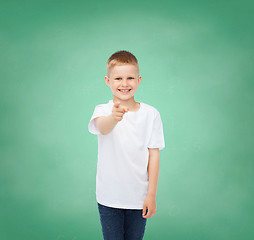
[94,114,118,135]
[143,148,160,218]
[147,148,160,197]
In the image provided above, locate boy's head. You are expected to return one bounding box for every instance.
[107,50,139,78]
[105,50,142,103]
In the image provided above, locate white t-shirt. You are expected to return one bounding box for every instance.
[88,99,165,209]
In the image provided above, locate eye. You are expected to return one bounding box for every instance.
[114,77,134,80]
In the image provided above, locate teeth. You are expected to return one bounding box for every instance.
[119,89,130,92]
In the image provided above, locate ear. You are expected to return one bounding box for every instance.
[105,76,110,87]
[138,75,142,85]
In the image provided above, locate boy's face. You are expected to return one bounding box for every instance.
[105,64,141,102]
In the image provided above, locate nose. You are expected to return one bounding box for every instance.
[121,78,128,86]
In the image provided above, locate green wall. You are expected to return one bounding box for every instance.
[1,0,253,239]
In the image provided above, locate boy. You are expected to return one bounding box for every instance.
[88,50,165,240]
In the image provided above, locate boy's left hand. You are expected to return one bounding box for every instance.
[142,195,157,218]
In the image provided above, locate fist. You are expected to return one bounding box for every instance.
[112,101,129,122]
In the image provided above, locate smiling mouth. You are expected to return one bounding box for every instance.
[118,89,131,92]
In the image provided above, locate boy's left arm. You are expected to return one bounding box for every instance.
[142,148,160,218]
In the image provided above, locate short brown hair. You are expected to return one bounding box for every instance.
[107,50,139,77]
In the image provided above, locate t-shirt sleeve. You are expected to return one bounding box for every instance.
[147,110,165,150]
[88,104,109,135]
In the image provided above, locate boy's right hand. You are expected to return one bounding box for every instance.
[112,101,129,122]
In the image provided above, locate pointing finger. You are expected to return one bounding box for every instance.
[114,101,121,108]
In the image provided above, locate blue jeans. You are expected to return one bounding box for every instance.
[97,202,147,240]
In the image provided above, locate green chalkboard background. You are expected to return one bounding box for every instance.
[1,0,254,239]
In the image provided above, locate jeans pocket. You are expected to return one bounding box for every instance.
[97,202,120,216]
